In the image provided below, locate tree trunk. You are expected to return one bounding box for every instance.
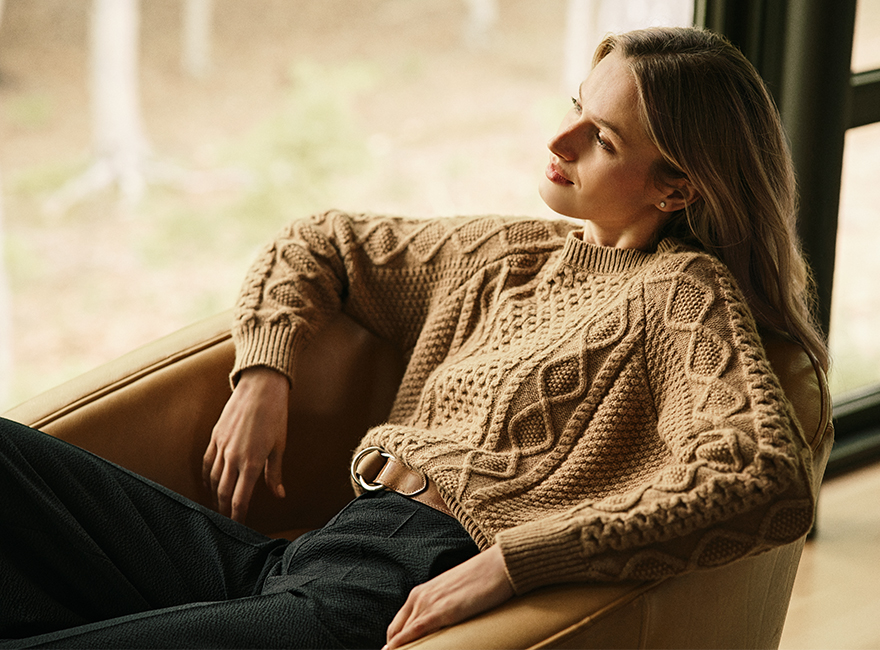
[91,0,148,201]
[563,0,694,93]
[564,0,602,93]
[182,0,213,79]
[463,0,498,49]
[46,0,150,213]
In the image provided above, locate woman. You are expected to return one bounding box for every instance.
[1,26,826,649]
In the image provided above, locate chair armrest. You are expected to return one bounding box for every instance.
[3,310,406,536]
[405,581,655,650]
[405,539,809,650]
[3,311,235,507]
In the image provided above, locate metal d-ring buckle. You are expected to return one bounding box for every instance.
[350,446,393,492]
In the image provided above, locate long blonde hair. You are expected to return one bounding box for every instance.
[595,27,829,371]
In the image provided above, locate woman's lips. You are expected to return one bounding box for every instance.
[545,162,573,185]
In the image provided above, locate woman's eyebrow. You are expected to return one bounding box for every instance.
[578,81,627,145]
[595,116,626,144]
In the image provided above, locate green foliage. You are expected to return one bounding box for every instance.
[226,60,376,228]
[5,93,54,131]
[0,60,379,410]
[7,160,87,200]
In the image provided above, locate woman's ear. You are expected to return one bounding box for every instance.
[658,177,701,212]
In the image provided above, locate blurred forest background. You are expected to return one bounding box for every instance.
[0,0,876,411]
[0,0,691,409]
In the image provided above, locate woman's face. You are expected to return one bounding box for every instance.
[539,51,670,249]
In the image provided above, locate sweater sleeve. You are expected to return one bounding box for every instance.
[495,253,816,592]
[231,210,568,384]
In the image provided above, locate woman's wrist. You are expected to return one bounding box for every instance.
[236,366,290,394]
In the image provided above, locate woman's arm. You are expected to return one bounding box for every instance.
[202,367,290,522]
[384,545,514,650]
[495,253,816,593]
[209,212,570,520]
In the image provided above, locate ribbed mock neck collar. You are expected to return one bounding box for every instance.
[560,230,677,274]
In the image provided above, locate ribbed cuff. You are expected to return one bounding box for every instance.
[495,516,586,594]
[230,322,305,388]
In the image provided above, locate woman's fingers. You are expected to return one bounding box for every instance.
[265,447,287,500]
[201,440,216,491]
[215,459,238,518]
[385,585,457,649]
[384,594,415,647]
[384,545,514,649]
[210,444,263,522]
[230,462,262,523]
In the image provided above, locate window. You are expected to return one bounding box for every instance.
[828,0,880,397]
[0,0,693,410]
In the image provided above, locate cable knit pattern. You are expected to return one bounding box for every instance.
[232,210,816,594]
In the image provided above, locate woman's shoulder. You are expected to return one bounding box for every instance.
[309,210,578,262]
[315,210,579,235]
[651,239,745,294]
[642,239,756,333]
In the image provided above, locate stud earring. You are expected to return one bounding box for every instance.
[659,201,667,209]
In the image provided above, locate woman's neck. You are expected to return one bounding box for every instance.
[578,218,663,252]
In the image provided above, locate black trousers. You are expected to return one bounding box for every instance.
[0,418,478,649]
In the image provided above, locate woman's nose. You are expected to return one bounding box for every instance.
[548,121,580,162]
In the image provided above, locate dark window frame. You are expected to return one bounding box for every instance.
[695,0,880,475]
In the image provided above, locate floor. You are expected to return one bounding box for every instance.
[780,461,880,649]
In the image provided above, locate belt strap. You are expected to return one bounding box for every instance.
[351,447,453,518]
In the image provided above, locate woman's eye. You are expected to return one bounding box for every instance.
[596,132,612,151]
[570,97,582,113]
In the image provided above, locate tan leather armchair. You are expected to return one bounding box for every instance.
[3,310,833,649]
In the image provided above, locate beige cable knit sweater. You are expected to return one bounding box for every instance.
[232,210,816,595]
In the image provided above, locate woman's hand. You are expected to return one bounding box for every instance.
[384,544,515,650]
[202,367,290,523]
